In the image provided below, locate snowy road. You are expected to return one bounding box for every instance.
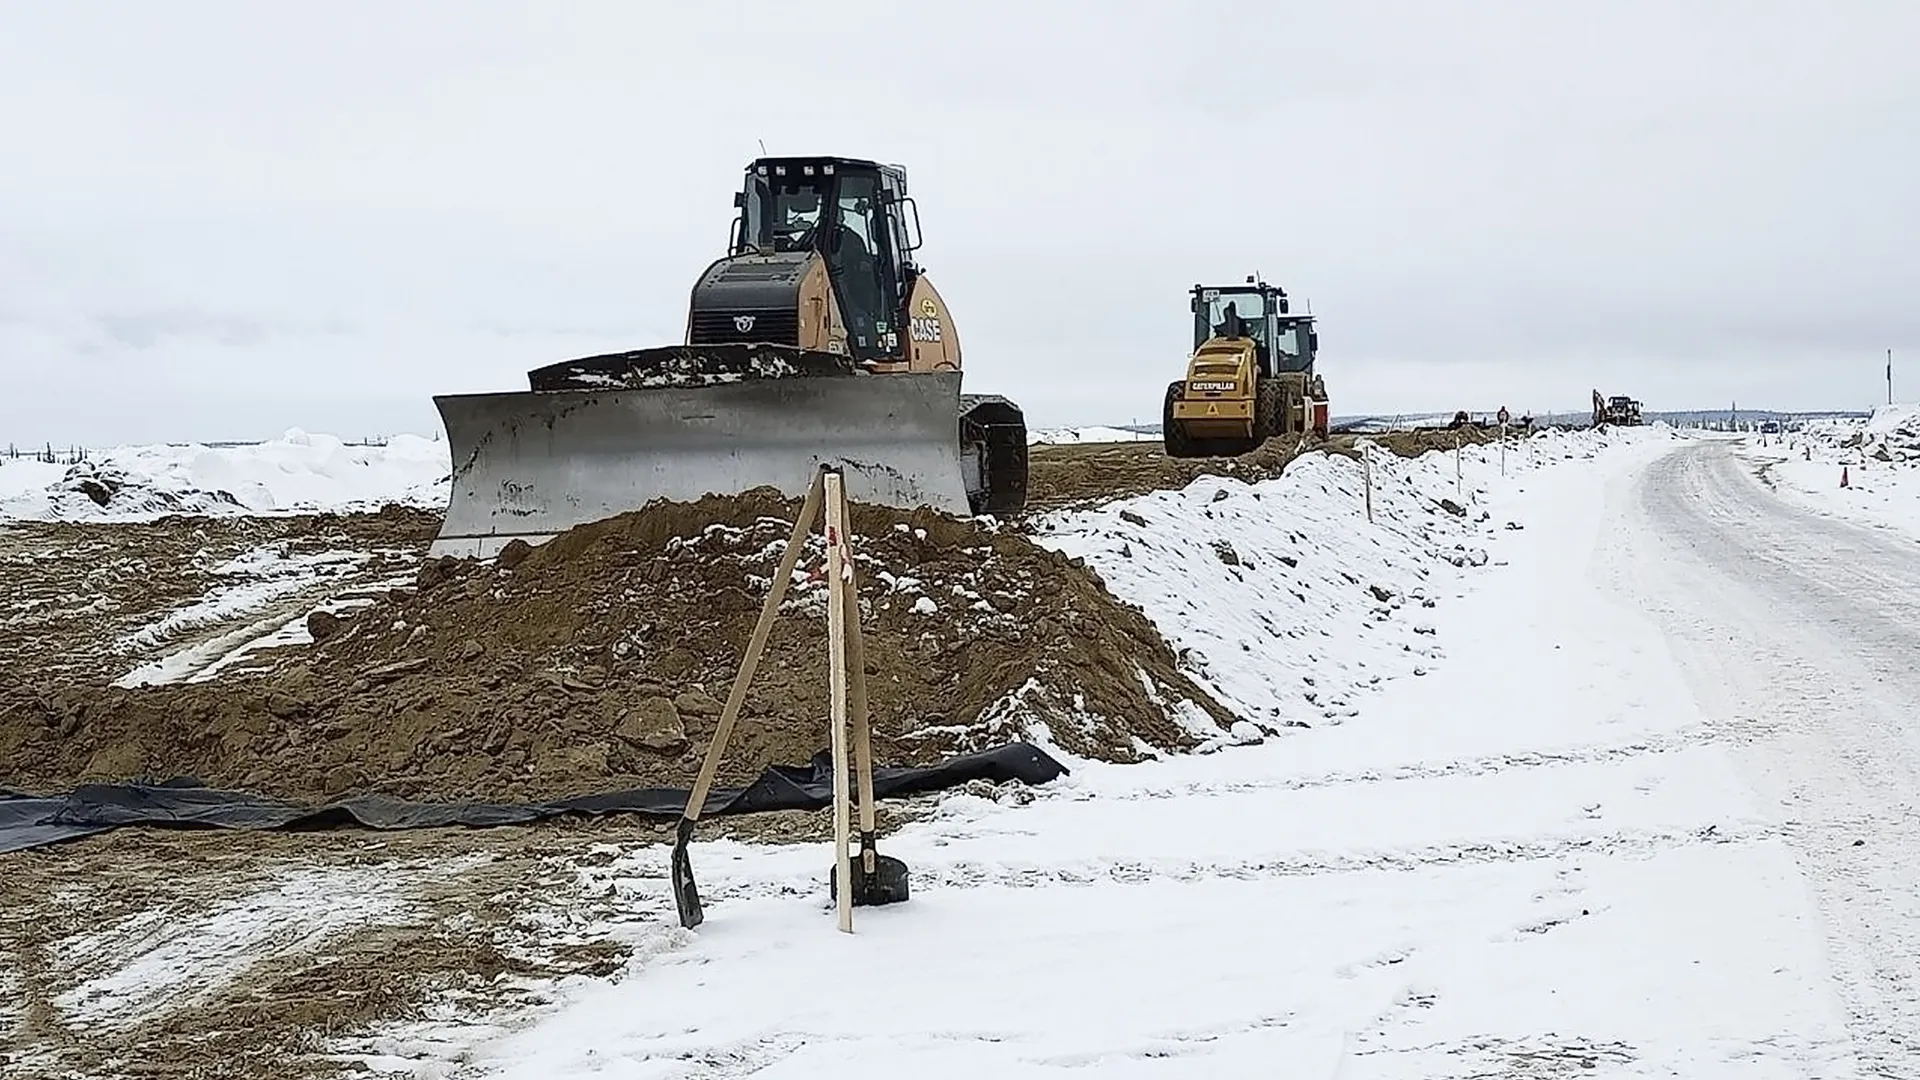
[1605,441,1920,1075]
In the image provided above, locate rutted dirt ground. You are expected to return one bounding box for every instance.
[0,800,978,1080]
[0,432,1517,1080]
[0,507,438,687]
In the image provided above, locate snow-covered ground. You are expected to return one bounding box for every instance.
[21,420,1920,1075]
[1607,437,1920,1072]
[309,422,1902,1078]
[1734,404,1920,542]
[1028,425,1157,444]
[0,429,450,522]
[0,425,1170,523]
[1025,428,1619,732]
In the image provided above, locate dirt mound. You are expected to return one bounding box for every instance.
[0,491,1237,803]
[1025,428,1507,512]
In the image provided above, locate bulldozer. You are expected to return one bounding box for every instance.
[428,155,1028,559]
[1163,277,1329,457]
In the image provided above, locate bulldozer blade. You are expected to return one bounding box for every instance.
[431,369,973,559]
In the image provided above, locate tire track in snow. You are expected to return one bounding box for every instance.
[648,819,1781,910]
[1098,727,1716,803]
[575,1015,1310,1078]
[1610,442,1920,1076]
[902,821,1776,891]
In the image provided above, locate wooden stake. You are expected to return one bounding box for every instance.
[1362,444,1373,524]
[822,469,855,934]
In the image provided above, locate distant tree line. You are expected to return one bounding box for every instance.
[1,443,89,465]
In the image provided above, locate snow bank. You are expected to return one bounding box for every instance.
[1778,405,1920,460]
[0,429,450,522]
[1025,426,1648,741]
[1739,406,1920,541]
[1864,403,1920,456]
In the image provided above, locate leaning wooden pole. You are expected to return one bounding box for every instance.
[669,470,826,930]
[822,468,856,934]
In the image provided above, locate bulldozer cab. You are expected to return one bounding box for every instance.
[730,156,920,361]
[1190,281,1318,378]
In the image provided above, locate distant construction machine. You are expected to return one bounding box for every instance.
[428,155,1028,559]
[1163,276,1329,458]
[1591,389,1643,427]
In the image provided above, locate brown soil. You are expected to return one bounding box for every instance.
[1023,428,1510,512]
[0,820,657,1080]
[0,490,1236,803]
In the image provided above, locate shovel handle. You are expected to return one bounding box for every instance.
[679,468,826,826]
[845,557,880,854]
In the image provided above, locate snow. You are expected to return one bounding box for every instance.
[0,428,449,522]
[1023,427,1639,730]
[0,965,21,1064]
[13,419,1900,1073]
[1028,425,1157,444]
[0,424,1172,520]
[1606,440,1920,1069]
[1864,402,1920,446]
[321,423,1875,1077]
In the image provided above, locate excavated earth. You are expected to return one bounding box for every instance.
[1,489,1236,804]
[0,431,1502,804]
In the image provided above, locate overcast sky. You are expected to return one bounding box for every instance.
[2,0,1915,446]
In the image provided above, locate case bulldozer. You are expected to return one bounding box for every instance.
[429,155,1028,559]
[1163,277,1329,458]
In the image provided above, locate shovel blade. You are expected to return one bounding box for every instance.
[831,854,911,908]
[670,826,705,929]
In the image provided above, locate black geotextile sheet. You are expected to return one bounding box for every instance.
[0,741,1067,855]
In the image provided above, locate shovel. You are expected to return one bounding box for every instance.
[671,470,825,929]
[828,543,909,909]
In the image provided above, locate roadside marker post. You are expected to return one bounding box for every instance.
[1362,443,1374,524]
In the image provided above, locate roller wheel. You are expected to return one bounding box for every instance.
[1162,381,1199,458]
[1255,378,1284,443]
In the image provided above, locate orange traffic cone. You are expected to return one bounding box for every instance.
[1841,466,1850,488]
